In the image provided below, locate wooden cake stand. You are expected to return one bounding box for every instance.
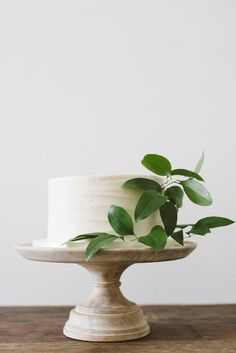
[15,241,197,342]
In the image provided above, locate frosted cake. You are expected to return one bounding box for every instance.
[33,175,179,248]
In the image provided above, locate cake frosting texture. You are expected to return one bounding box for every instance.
[47,175,163,245]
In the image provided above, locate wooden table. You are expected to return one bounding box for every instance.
[0,305,235,352]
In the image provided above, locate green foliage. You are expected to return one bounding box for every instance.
[176,224,193,229]
[85,234,118,261]
[138,225,167,250]
[123,178,162,192]
[181,179,212,206]
[142,154,172,176]
[194,216,234,228]
[66,233,110,243]
[171,230,184,245]
[135,190,168,221]
[165,186,184,208]
[189,223,211,236]
[67,152,234,260]
[194,151,204,173]
[108,205,134,236]
[188,217,234,236]
[171,169,204,181]
[160,202,177,235]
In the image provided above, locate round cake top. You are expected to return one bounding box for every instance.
[48,174,163,183]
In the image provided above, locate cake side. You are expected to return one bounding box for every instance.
[47,175,164,245]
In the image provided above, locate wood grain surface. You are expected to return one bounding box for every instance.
[14,242,197,342]
[0,305,236,352]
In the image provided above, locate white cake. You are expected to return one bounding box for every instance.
[33,175,179,249]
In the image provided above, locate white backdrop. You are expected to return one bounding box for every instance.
[0,0,235,305]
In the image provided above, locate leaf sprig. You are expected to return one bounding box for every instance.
[66,152,234,260]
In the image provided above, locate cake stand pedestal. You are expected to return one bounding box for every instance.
[15,241,197,342]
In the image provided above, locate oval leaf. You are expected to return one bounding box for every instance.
[181,179,212,206]
[138,225,167,251]
[123,178,162,192]
[171,230,184,245]
[85,234,118,261]
[189,223,211,236]
[135,190,168,222]
[171,169,204,181]
[142,154,172,176]
[189,216,234,236]
[195,216,234,229]
[160,202,178,235]
[108,205,134,235]
[194,151,204,173]
[66,233,109,243]
[165,186,184,208]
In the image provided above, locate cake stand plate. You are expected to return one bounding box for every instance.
[16,241,197,342]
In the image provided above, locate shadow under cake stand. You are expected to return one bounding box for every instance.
[15,241,197,342]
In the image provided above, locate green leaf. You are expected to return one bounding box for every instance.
[142,154,172,176]
[67,233,110,243]
[189,223,211,236]
[176,224,193,229]
[85,234,118,261]
[189,216,234,236]
[123,178,162,192]
[171,230,184,245]
[108,205,134,235]
[160,202,178,235]
[165,186,184,208]
[194,216,234,229]
[171,169,204,181]
[194,151,204,173]
[138,225,167,250]
[181,179,212,206]
[135,190,168,222]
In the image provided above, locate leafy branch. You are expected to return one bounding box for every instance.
[66,152,234,260]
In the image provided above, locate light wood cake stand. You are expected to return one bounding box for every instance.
[15,241,197,342]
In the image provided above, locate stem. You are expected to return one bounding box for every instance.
[176,224,194,229]
[161,176,172,188]
[184,233,192,238]
[162,179,181,191]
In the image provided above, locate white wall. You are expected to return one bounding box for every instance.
[0,0,235,305]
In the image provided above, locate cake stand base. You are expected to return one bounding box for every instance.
[15,241,197,342]
[63,262,149,342]
[64,305,149,342]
